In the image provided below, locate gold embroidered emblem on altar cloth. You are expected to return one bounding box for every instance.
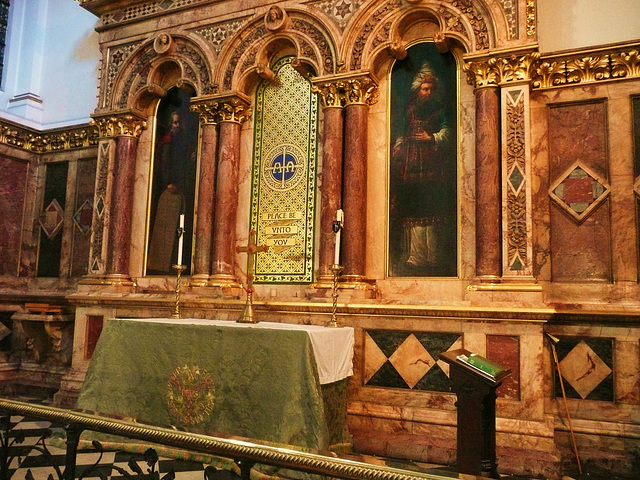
[166,365,215,425]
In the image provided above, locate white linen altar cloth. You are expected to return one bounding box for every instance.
[129,318,354,385]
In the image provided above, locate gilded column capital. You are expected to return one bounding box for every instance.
[190,101,221,125]
[342,77,379,106]
[217,97,252,124]
[311,82,343,109]
[465,52,541,88]
[91,113,147,138]
[464,59,500,89]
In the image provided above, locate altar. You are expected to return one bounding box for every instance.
[76,318,354,451]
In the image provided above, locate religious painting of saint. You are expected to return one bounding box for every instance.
[388,42,458,277]
[146,87,198,275]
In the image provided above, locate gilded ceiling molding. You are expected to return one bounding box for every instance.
[0,120,99,153]
[190,100,222,124]
[90,114,147,138]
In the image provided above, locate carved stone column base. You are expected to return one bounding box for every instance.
[189,274,211,287]
[311,274,335,289]
[468,276,541,292]
[208,274,242,289]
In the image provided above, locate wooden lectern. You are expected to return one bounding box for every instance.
[439,348,511,479]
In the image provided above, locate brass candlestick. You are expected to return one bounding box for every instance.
[330,264,343,327]
[172,264,186,318]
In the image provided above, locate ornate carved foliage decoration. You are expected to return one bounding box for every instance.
[465,45,640,90]
[110,35,214,111]
[312,75,379,108]
[503,87,531,274]
[221,12,336,92]
[0,120,98,153]
[79,0,208,28]
[350,0,491,73]
[91,115,147,138]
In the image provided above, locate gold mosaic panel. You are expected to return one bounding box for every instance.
[250,57,318,282]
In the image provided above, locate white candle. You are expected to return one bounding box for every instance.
[334,209,343,265]
[177,213,185,266]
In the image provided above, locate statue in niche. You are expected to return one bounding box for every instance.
[147,87,198,274]
[389,42,458,277]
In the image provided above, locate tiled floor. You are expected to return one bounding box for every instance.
[2,413,458,480]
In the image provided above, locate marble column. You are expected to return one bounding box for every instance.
[90,114,146,285]
[475,86,501,280]
[312,82,344,282]
[341,77,378,282]
[190,102,220,285]
[210,99,251,286]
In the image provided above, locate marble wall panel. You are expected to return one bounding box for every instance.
[548,101,612,282]
[0,155,29,276]
[71,158,97,277]
[487,334,520,399]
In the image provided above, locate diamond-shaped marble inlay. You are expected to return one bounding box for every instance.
[96,196,105,217]
[73,198,93,235]
[509,164,524,192]
[364,332,389,384]
[389,334,435,388]
[549,162,610,223]
[559,340,612,399]
[39,199,64,239]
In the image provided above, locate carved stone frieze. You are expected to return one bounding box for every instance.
[499,0,518,39]
[224,26,266,91]
[194,20,244,54]
[290,18,335,74]
[91,114,147,138]
[445,0,489,50]
[350,0,401,70]
[466,46,640,89]
[89,141,112,275]
[0,120,99,153]
[503,86,531,275]
[112,37,213,110]
[79,0,208,28]
[526,0,536,37]
[312,0,366,30]
[533,49,640,89]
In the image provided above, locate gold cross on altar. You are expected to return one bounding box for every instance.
[236,230,269,323]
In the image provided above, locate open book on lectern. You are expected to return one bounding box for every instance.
[455,352,511,382]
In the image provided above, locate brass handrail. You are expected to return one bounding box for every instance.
[0,398,452,480]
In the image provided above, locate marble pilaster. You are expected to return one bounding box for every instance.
[474,86,501,280]
[312,81,344,282]
[341,77,378,283]
[91,114,146,285]
[190,102,220,285]
[210,98,251,286]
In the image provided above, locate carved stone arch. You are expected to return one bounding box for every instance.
[214,8,339,94]
[344,0,499,72]
[109,33,215,115]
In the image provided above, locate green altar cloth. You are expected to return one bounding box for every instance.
[77,318,353,451]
